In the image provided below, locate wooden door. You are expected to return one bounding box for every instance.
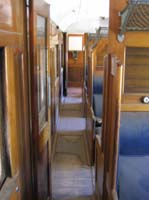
[67,34,85,87]
[0,1,32,200]
[29,0,51,199]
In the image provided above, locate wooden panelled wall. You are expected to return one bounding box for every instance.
[68,51,84,86]
[98,0,149,199]
[50,20,63,139]
[29,1,51,199]
[84,36,108,166]
[125,47,149,93]
[93,38,108,72]
[95,1,149,200]
[85,39,95,105]
[0,1,53,200]
[68,34,84,87]
[0,0,32,199]
[108,0,149,110]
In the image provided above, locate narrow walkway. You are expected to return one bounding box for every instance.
[52,88,95,200]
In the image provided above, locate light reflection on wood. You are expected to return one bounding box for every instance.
[0,0,12,25]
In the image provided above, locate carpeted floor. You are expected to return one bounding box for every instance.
[57,117,86,132]
[67,87,83,97]
[52,87,95,200]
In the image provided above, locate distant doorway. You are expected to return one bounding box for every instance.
[67,34,85,88]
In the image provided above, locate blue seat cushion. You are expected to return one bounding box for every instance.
[93,94,103,118]
[118,155,149,200]
[93,75,103,94]
[120,112,149,155]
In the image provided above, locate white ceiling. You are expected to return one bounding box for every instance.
[44,0,109,33]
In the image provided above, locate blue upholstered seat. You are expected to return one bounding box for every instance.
[92,75,103,119]
[93,75,103,94]
[117,112,149,200]
[118,155,149,200]
[119,112,149,155]
[93,94,103,118]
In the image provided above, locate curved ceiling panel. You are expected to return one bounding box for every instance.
[45,0,109,33]
[66,17,109,33]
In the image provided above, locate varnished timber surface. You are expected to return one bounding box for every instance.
[52,87,95,200]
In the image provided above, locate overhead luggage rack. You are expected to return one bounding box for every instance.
[88,27,108,41]
[118,0,149,41]
[87,27,108,49]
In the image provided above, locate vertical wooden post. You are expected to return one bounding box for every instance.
[63,32,67,96]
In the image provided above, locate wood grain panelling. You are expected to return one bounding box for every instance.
[87,51,94,105]
[109,0,149,107]
[50,50,60,136]
[37,143,49,200]
[95,136,104,200]
[68,67,83,82]
[125,47,149,93]
[85,39,95,105]
[108,0,127,62]
[0,0,24,33]
[54,78,60,131]
[97,53,106,66]
[68,51,84,86]
[0,1,32,200]
[86,103,94,165]
[68,51,84,66]
[101,55,123,200]
[94,38,108,70]
[50,20,63,141]
[68,34,84,87]
[29,0,51,199]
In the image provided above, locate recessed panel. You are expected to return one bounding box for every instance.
[124,47,149,93]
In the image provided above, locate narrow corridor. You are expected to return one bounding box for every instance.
[52,88,95,200]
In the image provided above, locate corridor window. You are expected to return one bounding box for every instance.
[37,15,48,131]
[0,48,9,188]
[68,35,83,51]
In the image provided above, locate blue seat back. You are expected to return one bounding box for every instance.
[119,112,149,155]
[93,94,103,118]
[93,75,103,94]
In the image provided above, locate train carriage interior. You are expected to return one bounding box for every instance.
[0,0,149,200]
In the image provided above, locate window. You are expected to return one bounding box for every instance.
[37,15,48,131]
[0,48,10,188]
[56,45,59,77]
[68,35,83,51]
[124,47,149,93]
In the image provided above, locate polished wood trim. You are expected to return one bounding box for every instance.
[85,100,95,165]
[95,136,104,199]
[102,55,123,199]
[63,33,67,96]
[121,104,149,111]
[29,0,50,199]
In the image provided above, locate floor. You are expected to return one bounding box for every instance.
[52,87,95,200]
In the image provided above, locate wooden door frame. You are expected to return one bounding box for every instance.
[29,0,51,199]
[63,32,68,96]
[0,1,33,199]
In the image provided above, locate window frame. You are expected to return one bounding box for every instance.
[0,47,10,189]
[68,34,84,51]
